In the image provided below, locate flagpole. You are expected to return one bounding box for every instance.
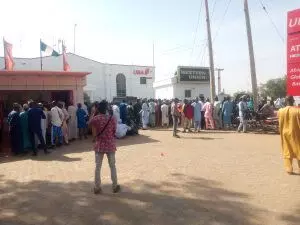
[40,39,43,71]
[3,37,5,70]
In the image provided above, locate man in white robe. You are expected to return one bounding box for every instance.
[161,102,169,127]
[112,104,121,122]
[68,103,78,140]
[141,101,149,129]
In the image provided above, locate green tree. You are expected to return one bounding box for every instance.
[260,77,286,99]
[232,91,252,102]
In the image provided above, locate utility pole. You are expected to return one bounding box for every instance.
[215,68,224,95]
[204,0,216,101]
[244,0,258,110]
[74,24,77,53]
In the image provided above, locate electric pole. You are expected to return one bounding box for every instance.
[244,0,258,110]
[215,68,224,95]
[204,0,216,101]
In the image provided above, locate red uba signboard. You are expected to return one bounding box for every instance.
[287,9,300,35]
[287,9,300,96]
[287,63,300,95]
[287,33,300,64]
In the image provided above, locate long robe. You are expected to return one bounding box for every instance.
[222,101,233,125]
[20,111,31,149]
[161,104,169,126]
[112,105,121,122]
[119,103,127,124]
[148,101,156,127]
[141,103,149,129]
[68,105,78,140]
[8,110,22,154]
[62,108,70,144]
[192,102,202,122]
[278,106,300,160]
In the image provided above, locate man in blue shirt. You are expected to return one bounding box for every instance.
[28,101,50,156]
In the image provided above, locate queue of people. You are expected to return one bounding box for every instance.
[7,100,90,156]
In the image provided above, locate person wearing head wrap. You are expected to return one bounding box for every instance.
[278,96,300,175]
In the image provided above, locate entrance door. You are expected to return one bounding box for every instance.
[51,91,71,104]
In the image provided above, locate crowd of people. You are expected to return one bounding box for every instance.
[110,95,280,138]
[3,94,298,193]
[6,100,90,156]
[6,94,282,156]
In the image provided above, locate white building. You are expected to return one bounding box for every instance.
[154,66,211,100]
[0,53,155,102]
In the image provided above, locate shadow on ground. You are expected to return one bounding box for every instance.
[0,173,265,225]
[117,134,159,147]
[0,135,159,164]
[179,136,223,140]
[280,205,300,225]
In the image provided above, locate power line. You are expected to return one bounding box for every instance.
[213,0,232,43]
[211,0,218,18]
[190,0,204,61]
[257,0,284,43]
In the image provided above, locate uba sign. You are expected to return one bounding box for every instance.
[288,9,300,34]
[133,68,152,76]
[287,9,300,96]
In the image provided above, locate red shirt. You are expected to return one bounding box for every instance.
[90,114,117,153]
[184,104,194,119]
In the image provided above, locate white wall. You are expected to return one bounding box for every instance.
[173,83,210,100]
[155,85,174,99]
[0,54,155,102]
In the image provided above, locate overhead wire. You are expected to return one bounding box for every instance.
[213,0,232,43]
[257,0,284,43]
[190,0,204,62]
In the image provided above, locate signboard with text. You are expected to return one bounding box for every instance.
[133,68,153,76]
[287,63,300,95]
[288,9,300,35]
[287,34,300,63]
[287,9,300,95]
[178,67,210,82]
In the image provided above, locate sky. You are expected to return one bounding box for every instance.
[0,0,298,94]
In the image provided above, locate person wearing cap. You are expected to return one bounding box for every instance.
[278,96,300,175]
[237,95,248,133]
[171,98,180,138]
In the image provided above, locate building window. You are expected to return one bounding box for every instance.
[140,77,147,84]
[116,73,126,97]
[185,90,191,98]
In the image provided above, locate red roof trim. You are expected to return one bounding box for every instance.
[0,70,91,76]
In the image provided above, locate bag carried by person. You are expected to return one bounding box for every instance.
[97,115,112,137]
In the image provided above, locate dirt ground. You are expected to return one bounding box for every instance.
[0,129,299,225]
